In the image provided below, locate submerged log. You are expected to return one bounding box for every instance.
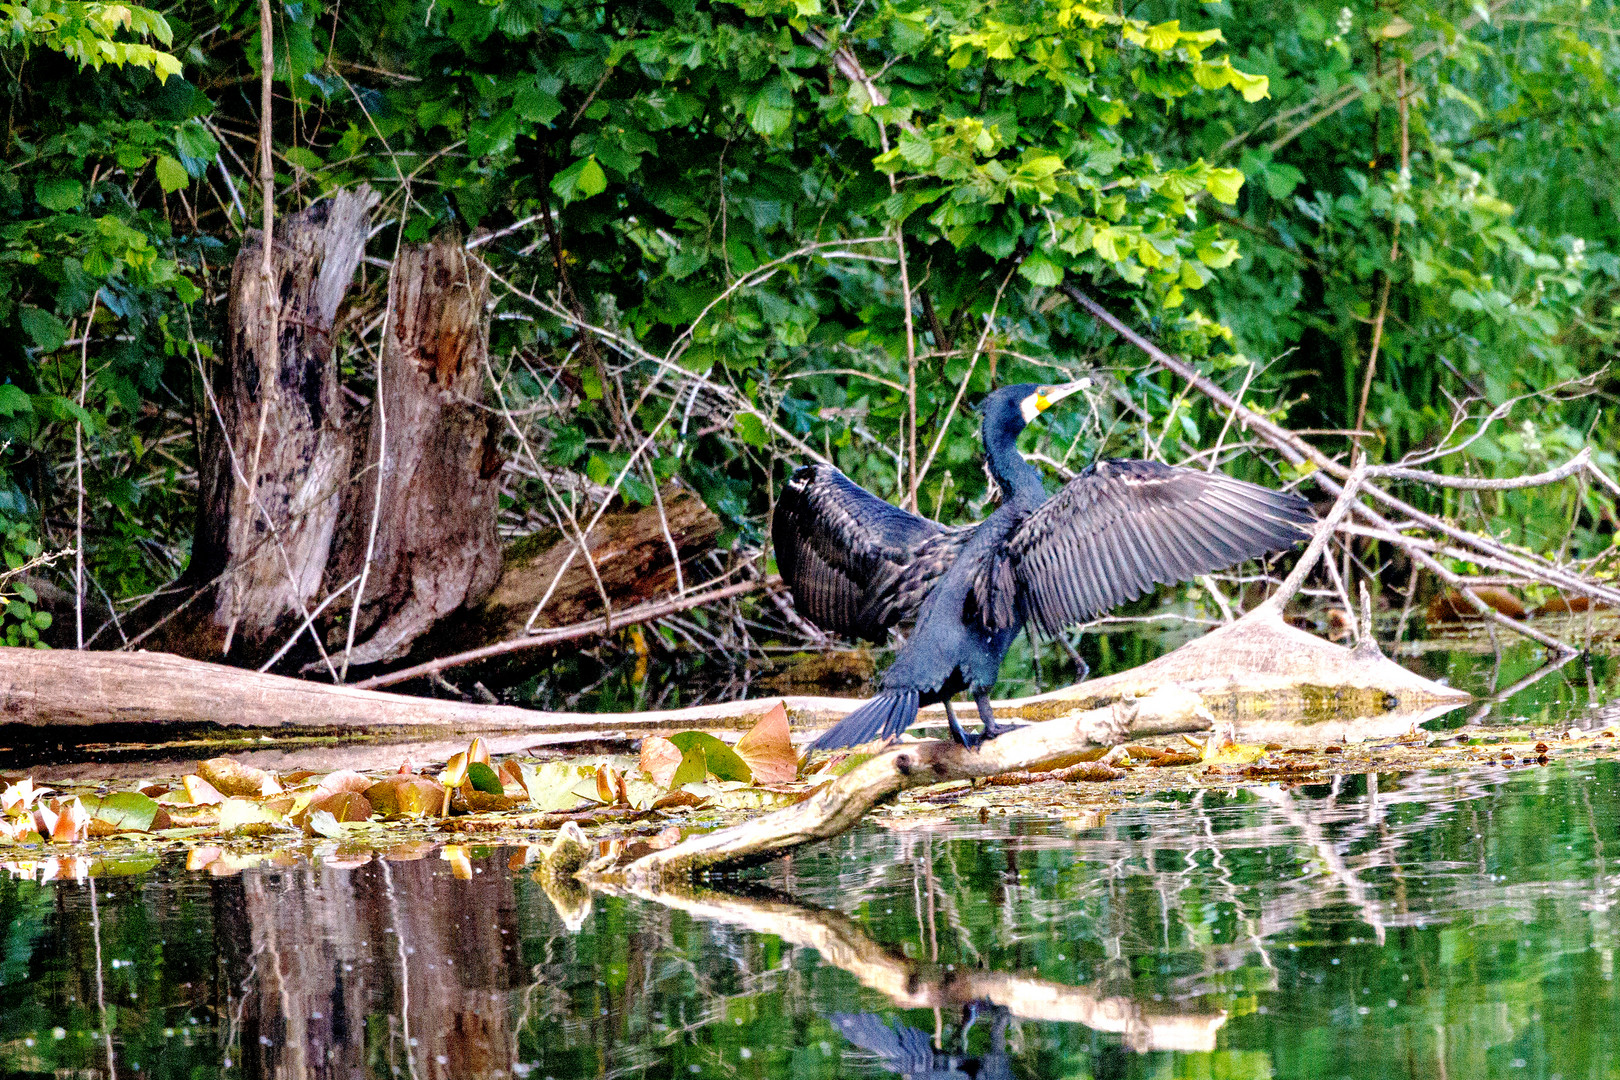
[327,235,503,667]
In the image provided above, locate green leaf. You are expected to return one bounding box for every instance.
[668,732,752,782]
[466,762,504,795]
[515,84,564,123]
[154,155,189,193]
[734,412,768,448]
[36,177,83,211]
[1018,251,1064,287]
[551,156,607,203]
[670,743,708,788]
[82,791,160,832]
[1204,167,1245,205]
[19,308,67,352]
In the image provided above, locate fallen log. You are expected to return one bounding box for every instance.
[584,686,1257,883]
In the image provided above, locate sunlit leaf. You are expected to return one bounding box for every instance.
[734,702,798,784]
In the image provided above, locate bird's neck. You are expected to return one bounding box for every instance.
[984,429,1046,504]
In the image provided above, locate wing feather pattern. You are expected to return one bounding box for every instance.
[999,459,1315,636]
[773,464,969,641]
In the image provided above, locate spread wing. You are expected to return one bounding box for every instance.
[773,464,970,641]
[990,458,1315,636]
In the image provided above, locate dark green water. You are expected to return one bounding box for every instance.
[4,641,1620,1079]
[3,759,1620,1078]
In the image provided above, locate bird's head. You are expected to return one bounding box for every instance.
[980,379,1092,433]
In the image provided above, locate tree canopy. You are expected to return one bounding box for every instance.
[0,0,1614,671]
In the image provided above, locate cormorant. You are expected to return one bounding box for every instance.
[773,380,1315,752]
[828,1004,1014,1080]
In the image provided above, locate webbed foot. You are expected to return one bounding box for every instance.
[979,718,1022,742]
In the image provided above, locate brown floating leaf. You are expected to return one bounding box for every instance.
[296,790,373,833]
[364,774,447,817]
[197,757,283,798]
[734,702,798,784]
[315,770,375,798]
[639,736,684,789]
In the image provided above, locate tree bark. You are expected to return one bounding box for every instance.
[153,187,377,660]
[328,234,503,667]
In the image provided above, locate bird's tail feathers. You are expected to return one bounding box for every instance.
[809,689,920,753]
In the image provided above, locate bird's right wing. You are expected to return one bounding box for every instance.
[773,463,967,641]
[988,459,1315,636]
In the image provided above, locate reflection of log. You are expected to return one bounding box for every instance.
[598,881,1227,1053]
[327,235,503,667]
[167,188,378,661]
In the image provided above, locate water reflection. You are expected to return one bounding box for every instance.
[3,759,1620,1078]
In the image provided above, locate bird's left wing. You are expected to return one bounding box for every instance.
[986,459,1315,636]
[774,463,970,641]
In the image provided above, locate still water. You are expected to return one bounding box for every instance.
[3,643,1620,1079]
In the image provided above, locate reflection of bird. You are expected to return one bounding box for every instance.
[830,1003,1015,1080]
[774,381,1314,751]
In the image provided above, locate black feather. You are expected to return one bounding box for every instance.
[809,690,921,752]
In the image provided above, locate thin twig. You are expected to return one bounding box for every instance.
[354,577,774,690]
[74,290,99,649]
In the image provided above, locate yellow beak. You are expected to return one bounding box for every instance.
[1035,378,1091,413]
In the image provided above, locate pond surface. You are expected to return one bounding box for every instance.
[3,756,1619,1078]
[4,638,1620,1079]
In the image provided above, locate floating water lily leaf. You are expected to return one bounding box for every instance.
[466,762,504,796]
[198,757,283,797]
[668,732,751,783]
[519,762,594,812]
[306,810,346,839]
[363,775,445,817]
[623,776,665,811]
[218,798,284,835]
[304,791,372,830]
[1204,743,1268,766]
[670,742,709,789]
[639,736,684,788]
[733,702,798,784]
[315,770,374,798]
[182,775,225,805]
[82,791,160,833]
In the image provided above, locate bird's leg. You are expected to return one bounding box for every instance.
[941,698,973,748]
[1058,633,1090,682]
[974,689,1021,743]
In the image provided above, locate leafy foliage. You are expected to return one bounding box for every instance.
[0,0,1613,668]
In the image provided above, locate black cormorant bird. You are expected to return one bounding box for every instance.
[829,1004,1015,1080]
[773,380,1315,752]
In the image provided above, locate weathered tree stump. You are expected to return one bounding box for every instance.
[145,187,377,661]
[328,235,503,667]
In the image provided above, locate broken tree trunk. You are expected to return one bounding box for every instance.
[144,186,378,662]
[327,234,503,667]
[358,484,725,684]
